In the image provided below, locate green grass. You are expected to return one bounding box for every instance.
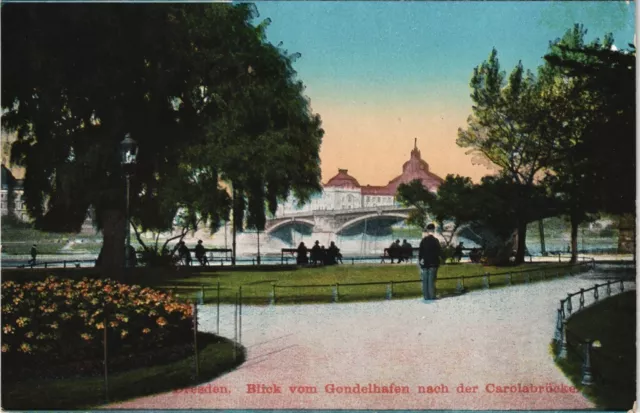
[554,290,636,410]
[2,333,245,410]
[133,262,587,305]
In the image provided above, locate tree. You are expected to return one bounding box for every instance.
[2,4,323,273]
[457,49,555,263]
[544,27,635,217]
[537,25,635,262]
[537,25,612,263]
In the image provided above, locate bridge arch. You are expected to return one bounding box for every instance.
[266,217,315,234]
[335,213,409,235]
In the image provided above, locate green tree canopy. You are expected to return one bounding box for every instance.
[2,3,323,272]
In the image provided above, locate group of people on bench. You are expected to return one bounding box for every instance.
[387,239,413,263]
[296,240,342,265]
[177,240,209,266]
[452,242,483,263]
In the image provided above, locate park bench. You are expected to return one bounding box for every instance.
[281,248,306,265]
[188,248,233,266]
[381,247,419,263]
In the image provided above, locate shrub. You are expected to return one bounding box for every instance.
[1,276,193,376]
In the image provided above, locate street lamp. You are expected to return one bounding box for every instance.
[120,134,138,269]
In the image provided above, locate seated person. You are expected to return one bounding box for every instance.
[401,239,413,261]
[310,240,322,265]
[326,241,342,265]
[388,239,402,263]
[178,241,192,266]
[453,242,464,262]
[296,242,309,265]
[195,240,208,266]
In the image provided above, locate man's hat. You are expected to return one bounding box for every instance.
[198,240,203,243]
[425,223,436,231]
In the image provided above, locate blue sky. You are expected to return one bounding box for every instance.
[250,2,636,183]
[255,1,635,104]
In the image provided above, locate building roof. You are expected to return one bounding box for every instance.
[325,169,361,188]
[361,185,395,196]
[385,139,444,193]
[322,139,443,194]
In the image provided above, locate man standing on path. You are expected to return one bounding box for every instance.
[418,223,441,301]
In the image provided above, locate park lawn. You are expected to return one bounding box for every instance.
[2,333,245,410]
[140,262,582,305]
[554,290,636,410]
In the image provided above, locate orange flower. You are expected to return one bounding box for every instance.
[142,328,151,334]
[156,317,168,327]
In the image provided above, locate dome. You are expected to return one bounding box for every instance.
[325,169,361,188]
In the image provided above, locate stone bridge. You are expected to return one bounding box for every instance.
[265,206,414,234]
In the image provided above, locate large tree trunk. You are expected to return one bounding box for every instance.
[515,222,527,264]
[100,209,126,280]
[570,215,579,264]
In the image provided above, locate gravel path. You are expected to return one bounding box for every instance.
[109,270,634,410]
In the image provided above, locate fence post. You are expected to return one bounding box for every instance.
[233,293,238,361]
[220,259,223,267]
[593,284,599,301]
[63,260,67,268]
[252,258,255,266]
[332,284,339,303]
[579,289,585,310]
[198,285,205,305]
[103,307,109,403]
[193,303,199,378]
[239,287,242,346]
[557,320,568,360]
[558,253,561,263]
[554,307,563,342]
[216,281,220,334]
[352,258,354,265]
[606,280,611,297]
[525,272,531,284]
[620,279,624,292]
[456,277,464,293]
[581,339,594,386]
[386,283,392,300]
[484,273,490,289]
[270,283,276,305]
[506,273,512,286]
[566,294,573,315]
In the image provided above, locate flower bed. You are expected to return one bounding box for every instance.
[2,276,193,378]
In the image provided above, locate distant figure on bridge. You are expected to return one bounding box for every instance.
[453,242,464,262]
[178,241,192,266]
[327,241,342,265]
[195,240,208,266]
[310,240,322,265]
[28,244,37,266]
[296,242,309,265]
[401,239,413,262]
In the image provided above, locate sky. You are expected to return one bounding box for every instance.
[253,1,636,185]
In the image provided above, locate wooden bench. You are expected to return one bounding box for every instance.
[381,247,419,263]
[281,248,300,264]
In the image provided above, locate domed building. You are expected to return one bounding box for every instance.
[275,140,443,215]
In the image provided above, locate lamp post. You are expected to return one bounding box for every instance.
[120,134,138,269]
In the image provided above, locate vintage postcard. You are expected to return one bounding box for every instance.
[0,1,636,411]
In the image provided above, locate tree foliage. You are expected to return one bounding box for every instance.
[2,4,323,270]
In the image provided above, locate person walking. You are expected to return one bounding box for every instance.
[418,223,441,301]
[28,244,37,266]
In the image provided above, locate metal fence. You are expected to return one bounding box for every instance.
[552,277,635,387]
